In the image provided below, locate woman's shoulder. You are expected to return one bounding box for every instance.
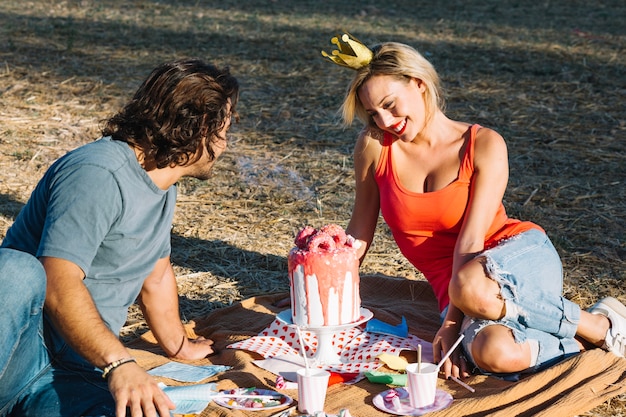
[353,127,385,173]
[474,125,504,141]
[472,125,508,166]
[355,126,385,153]
[358,126,385,142]
[474,125,506,145]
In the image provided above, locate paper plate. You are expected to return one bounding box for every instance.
[213,388,292,411]
[373,387,453,416]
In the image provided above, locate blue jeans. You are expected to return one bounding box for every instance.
[0,248,116,417]
[459,229,581,379]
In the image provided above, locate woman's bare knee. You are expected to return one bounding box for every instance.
[450,259,503,319]
[471,326,532,373]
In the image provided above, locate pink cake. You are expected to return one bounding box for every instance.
[288,224,361,327]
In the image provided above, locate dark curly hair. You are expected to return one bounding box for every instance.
[102,58,239,169]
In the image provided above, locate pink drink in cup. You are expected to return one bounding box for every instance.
[405,362,438,408]
[296,368,330,413]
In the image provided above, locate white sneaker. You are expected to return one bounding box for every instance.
[588,297,626,358]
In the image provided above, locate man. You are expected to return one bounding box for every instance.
[0,58,239,417]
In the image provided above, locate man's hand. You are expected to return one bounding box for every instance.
[40,256,177,416]
[172,336,216,360]
[108,361,175,417]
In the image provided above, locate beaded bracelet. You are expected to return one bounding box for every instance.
[101,357,136,379]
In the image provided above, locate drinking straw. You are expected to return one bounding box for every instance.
[450,375,475,393]
[296,326,310,374]
[417,344,422,373]
[436,334,465,370]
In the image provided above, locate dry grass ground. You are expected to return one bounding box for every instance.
[0,1,624,415]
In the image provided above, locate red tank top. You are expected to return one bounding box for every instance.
[375,124,542,311]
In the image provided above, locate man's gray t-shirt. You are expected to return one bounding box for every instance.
[2,137,176,335]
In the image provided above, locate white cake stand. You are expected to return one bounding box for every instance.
[277,307,373,365]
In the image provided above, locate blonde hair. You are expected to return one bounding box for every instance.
[341,42,444,128]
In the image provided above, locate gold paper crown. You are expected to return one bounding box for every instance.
[321,33,373,70]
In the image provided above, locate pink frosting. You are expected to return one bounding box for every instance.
[288,225,360,326]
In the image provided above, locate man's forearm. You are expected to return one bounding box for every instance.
[41,256,131,369]
[138,259,188,357]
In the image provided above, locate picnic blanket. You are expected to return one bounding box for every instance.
[127,274,626,416]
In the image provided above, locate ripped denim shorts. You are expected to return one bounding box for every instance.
[455,229,581,379]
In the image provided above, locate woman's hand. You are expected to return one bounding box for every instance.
[433,312,469,379]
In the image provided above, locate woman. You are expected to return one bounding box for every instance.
[323,34,625,380]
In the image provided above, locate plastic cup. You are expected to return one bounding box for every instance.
[296,368,330,413]
[405,362,438,408]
